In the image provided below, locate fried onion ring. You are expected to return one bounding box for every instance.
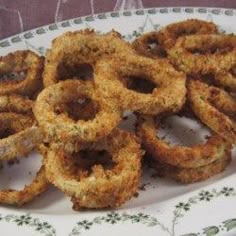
[0,165,49,206]
[132,19,218,59]
[0,50,44,97]
[168,34,236,74]
[43,29,134,87]
[34,80,122,142]
[0,112,43,161]
[147,152,231,184]
[188,79,236,143]
[44,129,142,209]
[136,115,232,168]
[95,55,186,115]
[159,19,218,49]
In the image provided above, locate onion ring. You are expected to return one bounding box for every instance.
[34,80,122,142]
[159,19,218,49]
[147,152,231,184]
[95,54,186,115]
[43,29,134,87]
[0,112,43,161]
[0,50,44,97]
[136,115,232,168]
[44,129,142,209]
[188,79,236,143]
[132,19,218,59]
[0,166,49,206]
[168,34,236,74]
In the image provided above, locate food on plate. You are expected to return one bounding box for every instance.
[95,54,186,114]
[43,29,134,87]
[136,114,232,168]
[168,34,236,74]
[0,19,235,211]
[214,65,236,92]
[0,94,33,114]
[147,152,231,184]
[158,19,218,49]
[0,112,43,160]
[132,31,167,59]
[0,50,44,98]
[54,92,99,121]
[188,79,236,143]
[132,19,218,59]
[34,79,122,143]
[43,129,142,209]
[0,95,42,161]
[0,166,49,206]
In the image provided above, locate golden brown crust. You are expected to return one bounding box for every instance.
[0,112,43,161]
[159,19,218,49]
[0,166,49,206]
[147,151,231,184]
[44,129,143,209]
[0,94,33,115]
[0,95,43,161]
[132,19,218,60]
[34,80,122,143]
[136,115,232,168]
[168,34,236,75]
[43,29,134,87]
[0,50,44,98]
[214,67,236,92]
[95,54,186,115]
[132,31,167,59]
[188,79,236,143]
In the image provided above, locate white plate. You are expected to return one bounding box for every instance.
[0,7,236,236]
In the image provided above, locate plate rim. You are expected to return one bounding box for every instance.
[0,6,235,48]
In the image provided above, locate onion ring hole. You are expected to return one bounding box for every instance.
[156,115,212,147]
[54,97,100,121]
[57,63,94,81]
[63,149,116,177]
[0,70,27,83]
[121,76,156,94]
[0,127,16,139]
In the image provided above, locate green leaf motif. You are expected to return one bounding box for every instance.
[223,219,236,231]
[0,214,56,236]
[221,187,234,197]
[199,191,214,201]
[203,226,219,236]
[69,212,170,236]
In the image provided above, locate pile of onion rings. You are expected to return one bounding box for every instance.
[132,19,218,59]
[0,18,235,211]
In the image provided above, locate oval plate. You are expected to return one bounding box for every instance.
[0,7,236,236]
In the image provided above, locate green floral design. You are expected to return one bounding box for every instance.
[122,14,160,41]
[0,213,56,236]
[70,187,236,236]
[182,218,236,236]
[69,212,171,236]
[178,187,236,236]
